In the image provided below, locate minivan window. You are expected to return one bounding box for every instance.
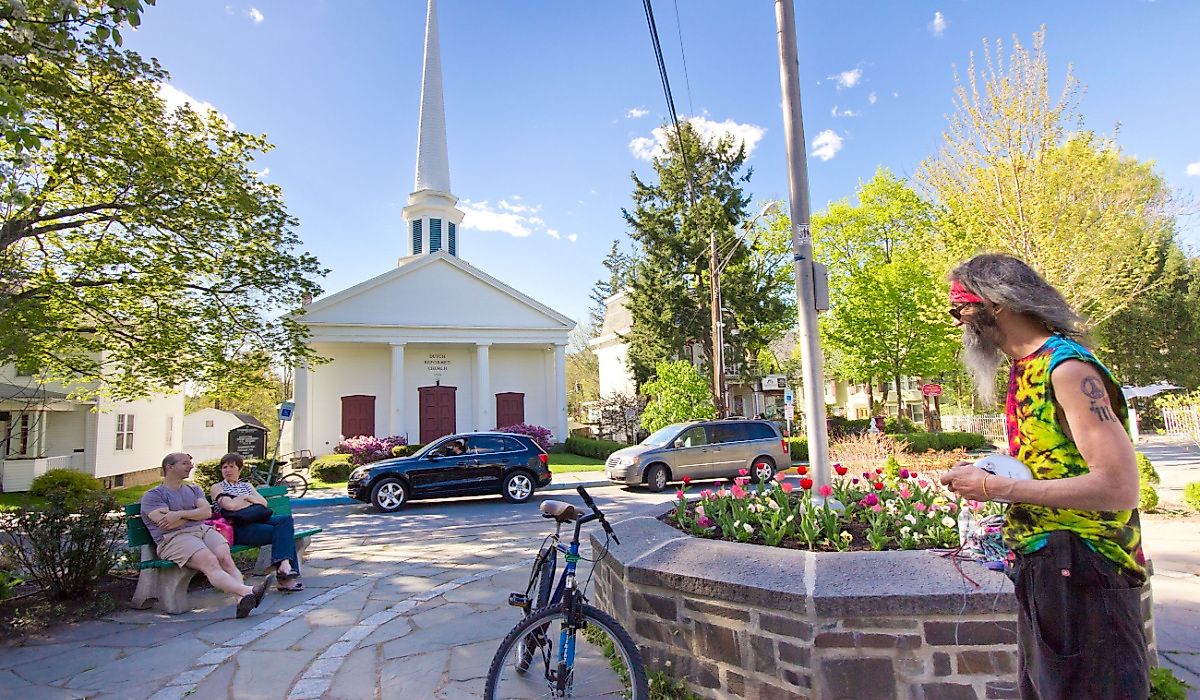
[711,424,747,444]
[745,422,776,440]
[642,424,687,447]
[675,426,707,447]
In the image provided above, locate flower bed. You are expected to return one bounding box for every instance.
[665,460,1001,553]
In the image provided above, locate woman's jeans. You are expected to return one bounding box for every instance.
[233,514,299,573]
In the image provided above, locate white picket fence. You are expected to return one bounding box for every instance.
[941,414,1006,442]
[1162,406,1200,443]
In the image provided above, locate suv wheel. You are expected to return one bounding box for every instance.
[751,457,776,484]
[371,477,408,513]
[644,464,669,492]
[502,470,535,503]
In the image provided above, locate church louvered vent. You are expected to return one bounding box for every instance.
[412,219,423,254]
[448,222,457,256]
[430,218,442,252]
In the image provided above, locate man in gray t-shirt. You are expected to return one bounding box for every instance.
[140,453,270,618]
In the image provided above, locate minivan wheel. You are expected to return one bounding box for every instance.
[644,464,669,492]
[751,457,776,484]
[371,477,408,513]
[502,470,535,503]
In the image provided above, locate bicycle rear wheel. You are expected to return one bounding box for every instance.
[485,602,648,700]
[277,473,308,499]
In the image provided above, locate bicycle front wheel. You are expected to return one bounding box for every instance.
[278,473,308,499]
[485,602,648,700]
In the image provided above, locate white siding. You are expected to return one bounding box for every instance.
[92,393,184,478]
[183,408,248,464]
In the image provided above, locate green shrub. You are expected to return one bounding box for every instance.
[311,454,354,482]
[787,437,808,461]
[565,436,628,460]
[1139,481,1160,512]
[885,416,920,434]
[28,469,103,502]
[192,459,224,490]
[0,491,122,600]
[0,570,24,600]
[1136,453,1160,485]
[896,432,991,453]
[883,454,903,482]
[1150,666,1191,700]
[1183,481,1200,512]
[391,444,424,458]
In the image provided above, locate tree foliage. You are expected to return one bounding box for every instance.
[815,169,959,404]
[566,322,599,421]
[185,366,292,452]
[919,28,1178,326]
[622,122,794,399]
[639,360,716,434]
[588,240,631,331]
[1,0,325,400]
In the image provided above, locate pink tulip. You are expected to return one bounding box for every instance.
[872,504,882,512]
[739,468,749,477]
[818,484,833,498]
[676,490,685,500]
[914,502,927,512]
[781,483,794,494]
[898,487,912,500]
[917,479,929,489]
[731,485,746,499]
[775,471,789,482]
[697,515,714,527]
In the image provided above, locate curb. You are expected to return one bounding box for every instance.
[291,478,612,509]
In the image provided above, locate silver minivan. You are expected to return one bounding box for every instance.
[605,419,790,492]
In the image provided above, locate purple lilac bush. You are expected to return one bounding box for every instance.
[497,423,552,451]
[334,435,409,465]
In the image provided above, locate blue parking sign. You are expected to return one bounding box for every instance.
[278,401,296,422]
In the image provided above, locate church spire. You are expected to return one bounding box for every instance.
[402,0,464,260]
[414,0,450,193]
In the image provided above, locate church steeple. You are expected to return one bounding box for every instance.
[402,0,464,259]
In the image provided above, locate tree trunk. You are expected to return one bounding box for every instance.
[894,375,904,422]
[867,379,875,418]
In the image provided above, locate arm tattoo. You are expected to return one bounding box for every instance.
[1081,376,1117,422]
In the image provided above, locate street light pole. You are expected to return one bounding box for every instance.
[775,0,831,491]
[710,228,724,418]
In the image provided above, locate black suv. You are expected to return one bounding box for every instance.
[347,432,553,512]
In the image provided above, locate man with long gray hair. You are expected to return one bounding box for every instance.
[939,254,1149,700]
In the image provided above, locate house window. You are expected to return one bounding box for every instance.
[908,403,924,422]
[115,414,134,451]
[165,416,174,447]
[205,419,215,428]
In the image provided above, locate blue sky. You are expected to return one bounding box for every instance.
[126,1,1200,327]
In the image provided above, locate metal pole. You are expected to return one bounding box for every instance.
[711,228,724,417]
[775,0,831,492]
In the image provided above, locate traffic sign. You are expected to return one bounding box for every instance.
[783,404,795,420]
[784,388,795,405]
[278,401,296,421]
[921,384,944,397]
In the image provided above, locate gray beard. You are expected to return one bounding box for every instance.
[962,325,1006,405]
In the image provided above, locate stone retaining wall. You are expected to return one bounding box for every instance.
[590,511,1156,700]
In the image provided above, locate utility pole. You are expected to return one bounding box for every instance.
[775,0,831,492]
[710,228,724,417]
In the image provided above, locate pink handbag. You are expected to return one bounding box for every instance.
[204,515,235,545]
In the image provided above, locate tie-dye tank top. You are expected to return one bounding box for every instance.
[1004,334,1145,581]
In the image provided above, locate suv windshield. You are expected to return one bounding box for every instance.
[641,424,687,447]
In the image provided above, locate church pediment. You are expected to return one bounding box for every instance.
[299,252,573,330]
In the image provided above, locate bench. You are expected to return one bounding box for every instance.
[124,485,323,614]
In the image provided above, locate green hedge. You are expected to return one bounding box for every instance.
[311,454,354,483]
[787,437,808,461]
[895,432,991,453]
[29,469,103,502]
[1136,452,1160,485]
[391,444,424,458]
[1184,481,1200,512]
[564,436,628,460]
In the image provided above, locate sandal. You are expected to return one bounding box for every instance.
[276,578,304,592]
[237,575,273,618]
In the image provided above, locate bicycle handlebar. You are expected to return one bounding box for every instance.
[577,486,619,545]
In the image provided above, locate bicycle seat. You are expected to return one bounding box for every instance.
[540,500,580,523]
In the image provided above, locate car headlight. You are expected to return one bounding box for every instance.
[349,468,368,482]
[617,455,639,467]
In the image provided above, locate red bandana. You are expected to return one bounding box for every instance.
[949,280,985,304]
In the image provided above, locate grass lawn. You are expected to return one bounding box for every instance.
[549,453,605,472]
[0,481,160,511]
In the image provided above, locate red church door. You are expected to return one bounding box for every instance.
[341,395,376,438]
[419,385,457,444]
[495,392,525,428]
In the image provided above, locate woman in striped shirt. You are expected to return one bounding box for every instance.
[211,453,304,591]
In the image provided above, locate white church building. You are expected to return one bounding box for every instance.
[288,0,572,456]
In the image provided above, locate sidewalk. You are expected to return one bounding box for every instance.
[294,471,609,508]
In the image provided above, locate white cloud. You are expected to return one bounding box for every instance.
[928,11,947,37]
[1187,162,1200,176]
[828,67,862,89]
[831,105,859,118]
[892,91,900,98]
[156,83,233,125]
[460,199,564,240]
[868,92,878,105]
[628,116,766,162]
[567,234,578,243]
[247,7,264,23]
[811,130,844,161]
[256,167,270,178]
[626,107,649,119]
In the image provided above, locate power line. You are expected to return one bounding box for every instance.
[640,0,690,185]
[671,0,695,117]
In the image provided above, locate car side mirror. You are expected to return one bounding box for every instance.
[673,439,685,449]
[427,453,439,460]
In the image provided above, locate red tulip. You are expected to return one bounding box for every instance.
[875,468,884,475]
[800,477,814,490]
[797,465,808,475]
[681,475,692,485]
[872,481,884,491]
[834,465,848,476]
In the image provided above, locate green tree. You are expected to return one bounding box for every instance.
[588,240,632,331]
[622,122,793,401]
[186,366,291,453]
[639,360,716,433]
[566,322,599,421]
[919,29,1179,326]
[815,169,959,411]
[1,1,325,401]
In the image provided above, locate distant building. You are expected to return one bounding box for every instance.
[184,408,269,463]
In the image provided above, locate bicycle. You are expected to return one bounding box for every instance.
[245,459,309,499]
[484,486,648,699]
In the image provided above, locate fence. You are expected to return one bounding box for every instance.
[1162,406,1200,443]
[941,414,1006,442]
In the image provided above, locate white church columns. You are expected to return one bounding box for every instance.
[389,343,406,438]
[553,343,568,442]
[475,343,491,431]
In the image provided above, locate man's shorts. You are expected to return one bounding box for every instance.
[156,525,230,567]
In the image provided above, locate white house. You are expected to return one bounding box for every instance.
[183,408,269,464]
[287,0,572,456]
[0,365,184,492]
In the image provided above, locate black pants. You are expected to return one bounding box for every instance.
[1014,531,1149,700]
